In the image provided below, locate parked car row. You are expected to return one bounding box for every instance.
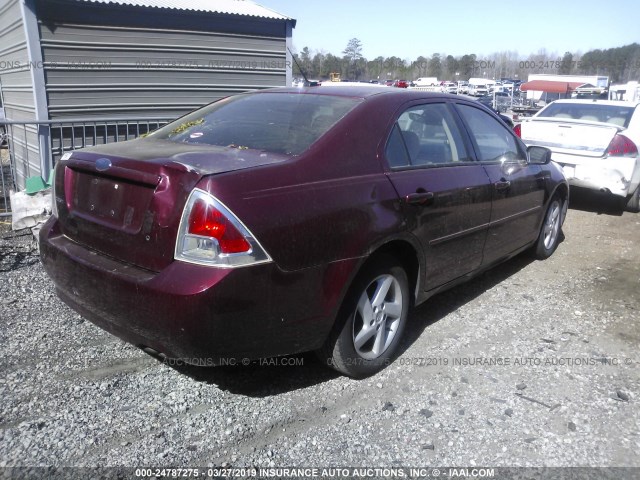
[298,79,523,98]
[408,79,522,98]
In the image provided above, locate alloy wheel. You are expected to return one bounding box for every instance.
[352,274,404,360]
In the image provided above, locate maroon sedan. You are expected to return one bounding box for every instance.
[40,87,568,377]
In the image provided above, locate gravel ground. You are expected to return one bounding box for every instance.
[0,191,638,476]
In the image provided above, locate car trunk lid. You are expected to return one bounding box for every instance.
[521,118,620,158]
[56,138,289,272]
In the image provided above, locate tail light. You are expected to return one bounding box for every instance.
[513,123,521,137]
[175,189,271,268]
[606,134,638,157]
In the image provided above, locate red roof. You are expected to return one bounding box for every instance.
[520,80,585,94]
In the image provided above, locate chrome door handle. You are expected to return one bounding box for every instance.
[404,192,435,205]
[494,180,511,191]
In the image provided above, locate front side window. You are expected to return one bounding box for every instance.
[385,103,470,168]
[456,104,524,162]
[151,93,361,156]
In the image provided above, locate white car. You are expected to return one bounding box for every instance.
[517,99,640,212]
[440,81,457,93]
[468,84,488,96]
[414,77,438,86]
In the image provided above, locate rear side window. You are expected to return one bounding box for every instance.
[537,103,634,127]
[385,125,411,168]
[152,93,361,155]
[456,104,524,162]
[385,103,470,168]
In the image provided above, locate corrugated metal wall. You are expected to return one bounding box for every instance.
[0,0,34,120]
[0,0,41,187]
[36,0,291,119]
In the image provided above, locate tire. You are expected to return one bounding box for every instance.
[534,195,564,259]
[319,256,410,378]
[625,186,640,213]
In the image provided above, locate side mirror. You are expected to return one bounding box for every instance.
[527,146,552,165]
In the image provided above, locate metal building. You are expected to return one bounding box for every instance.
[0,0,295,207]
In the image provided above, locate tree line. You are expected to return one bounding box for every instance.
[292,40,640,84]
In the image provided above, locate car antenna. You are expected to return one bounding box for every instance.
[288,47,320,87]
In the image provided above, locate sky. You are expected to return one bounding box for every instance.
[259,0,640,60]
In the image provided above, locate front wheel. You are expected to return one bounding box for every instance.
[319,256,410,378]
[533,195,564,259]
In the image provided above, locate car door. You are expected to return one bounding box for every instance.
[454,102,546,264]
[384,101,493,291]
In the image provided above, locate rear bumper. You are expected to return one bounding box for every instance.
[39,217,347,363]
[551,153,640,198]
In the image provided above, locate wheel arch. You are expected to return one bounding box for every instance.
[536,181,569,232]
[318,237,421,377]
[552,181,570,204]
[550,181,570,224]
[369,239,422,305]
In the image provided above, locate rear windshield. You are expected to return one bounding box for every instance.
[537,103,635,127]
[152,92,360,155]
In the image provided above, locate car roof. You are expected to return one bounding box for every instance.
[259,86,458,101]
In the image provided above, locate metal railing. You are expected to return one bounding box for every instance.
[0,117,173,217]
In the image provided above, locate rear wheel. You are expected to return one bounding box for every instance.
[534,195,563,259]
[320,256,410,378]
[625,186,640,213]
